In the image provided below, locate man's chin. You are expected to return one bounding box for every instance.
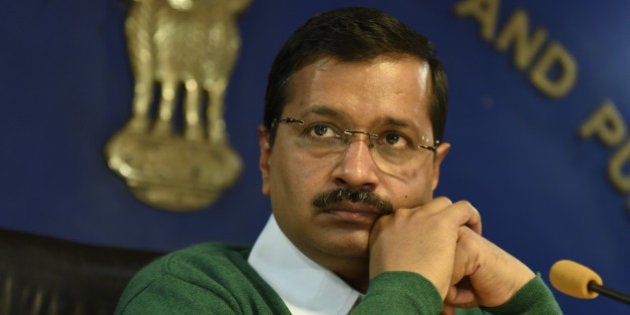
[319,232,371,259]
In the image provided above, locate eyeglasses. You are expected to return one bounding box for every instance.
[273,117,439,176]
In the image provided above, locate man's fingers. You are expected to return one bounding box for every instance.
[369,197,483,300]
[445,280,478,308]
[426,198,481,235]
[418,196,453,214]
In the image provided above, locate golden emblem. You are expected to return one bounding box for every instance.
[105,0,250,211]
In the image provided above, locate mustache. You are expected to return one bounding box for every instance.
[312,188,394,215]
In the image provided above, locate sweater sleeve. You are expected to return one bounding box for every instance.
[480,274,563,314]
[350,271,443,315]
[350,272,562,315]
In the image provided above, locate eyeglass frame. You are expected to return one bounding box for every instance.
[271,117,440,153]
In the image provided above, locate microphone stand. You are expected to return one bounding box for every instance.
[588,282,630,305]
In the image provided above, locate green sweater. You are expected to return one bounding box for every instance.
[116,243,562,314]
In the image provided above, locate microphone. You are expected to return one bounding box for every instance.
[549,259,630,305]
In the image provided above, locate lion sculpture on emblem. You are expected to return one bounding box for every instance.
[105,0,250,211]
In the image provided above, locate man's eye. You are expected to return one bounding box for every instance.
[382,132,410,148]
[313,125,328,136]
[308,124,336,138]
[385,133,399,144]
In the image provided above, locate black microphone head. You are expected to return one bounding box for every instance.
[549,259,603,299]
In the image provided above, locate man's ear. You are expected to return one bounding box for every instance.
[431,142,451,192]
[258,125,272,196]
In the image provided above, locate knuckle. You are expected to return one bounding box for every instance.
[434,196,453,205]
[454,199,472,208]
[455,200,480,216]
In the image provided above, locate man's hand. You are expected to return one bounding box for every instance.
[445,226,535,307]
[368,197,481,299]
[368,197,535,308]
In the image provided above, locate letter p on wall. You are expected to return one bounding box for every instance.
[580,101,630,194]
[579,100,627,147]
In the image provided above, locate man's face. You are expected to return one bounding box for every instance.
[258,55,450,269]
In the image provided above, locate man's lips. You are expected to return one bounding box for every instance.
[321,202,385,222]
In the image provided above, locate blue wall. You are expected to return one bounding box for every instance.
[1,1,628,313]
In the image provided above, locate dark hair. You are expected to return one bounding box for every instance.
[264,7,448,145]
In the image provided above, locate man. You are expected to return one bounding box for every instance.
[116,7,562,314]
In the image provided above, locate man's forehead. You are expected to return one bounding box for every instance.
[282,54,434,128]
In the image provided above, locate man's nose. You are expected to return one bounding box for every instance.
[331,135,380,190]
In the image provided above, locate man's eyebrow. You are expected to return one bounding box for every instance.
[381,117,411,128]
[379,117,427,136]
[298,105,343,119]
[296,106,426,133]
